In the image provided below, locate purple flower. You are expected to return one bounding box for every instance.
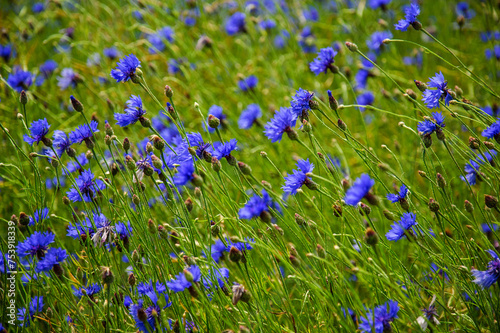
[0,43,16,62]
[72,283,102,298]
[39,60,58,77]
[114,95,147,127]
[7,67,35,92]
[395,3,421,31]
[17,296,44,327]
[28,207,49,226]
[173,161,195,186]
[57,68,80,90]
[67,212,109,240]
[23,118,50,146]
[290,88,314,119]
[166,265,202,292]
[456,2,475,19]
[52,130,73,156]
[64,153,88,175]
[359,300,399,333]
[368,0,391,10]
[282,159,315,195]
[357,91,375,111]
[238,75,258,91]
[471,250,500,289]
[421,72,453,109]
[264,107,297,142]
[485,45,500,60]
[36,247,68,272]
[147,27,174,54]
[239,189,281,220]
[69,120,99,145]
[17,231,55,258]
[309,47,338,75]
[461,150,497,185]
[66,169,106,202]
[202,267,230,290]
[366,31,393,53]
[32,2,45,13]
[387,184,408,203]
[258,19,276,30]
[386,212,418,241]
[482,118,500,139]
[238,104,262,129]
[212,139,238,160]
[103,47,119,59]
[299,26,316,53]
[344,174,375,206]
[225,12,246,35]
[417,112,445,134]
[111,54,141,83]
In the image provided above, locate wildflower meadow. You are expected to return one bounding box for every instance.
[1,0,500,332]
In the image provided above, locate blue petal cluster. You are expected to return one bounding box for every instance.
[115,95,146,127]
[359,300,399,333]
[264,107,297,142]
[23,118,50,146]
[309,47,338,75]
[344,174,375,206]
[386,184,408,203]
[282,159,314,195]
[421,72,453,109]
[111,54,141,82]
[471,250,500,289]
[395,3,420,31]
[238,104,262,129]
[385,212,417,241]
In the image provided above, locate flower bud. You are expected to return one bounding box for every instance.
[316,244,326,258]
[428,198,440,212]
[62,196,71,205]
[338,119,347,131]
[383,209,395,221]
[345,41,358,52]
[229,246,242,262]
[364,227,378,246]
[414,80,428,92]
[20,90,27,105]
[105,122,114,136]
[332,203,342,217]
[302,119,312,133]
[125,156,136,170]
[151,155,162,169]
[148,219,156,234]
[359,203,371,216]
[152,136,165,151]
[289,255,301,267]
[405,89,417,100]
[128,273,136,287]
[211,157,221,172]
[327,90,338,111]
[123,137,130,151]
[295,213,306,226]
[484,141,495,150]
[208,114,220,129]
[259,210,272,223]
[185,198,193,212]
[139,117,151,128]
[192,174,204,187]
[436,173,446,188]
[238,162,252,175]
[485,194,498,209]
[164,85,173,98]
[104,135,112,146]
[422,134,432,148]
[464,200,473,213]
[101,266,114,285]
[469,136,480,149]
[19,212,30,226]
[70,95,84,112]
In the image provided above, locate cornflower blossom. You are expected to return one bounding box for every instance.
[344,174,375,206]
[471,250,500,289]
[282,159,316,195]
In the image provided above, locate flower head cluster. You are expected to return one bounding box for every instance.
[225,12,246,35]
[359,300,399,333]
[309,47,338,75]
[367,0,391,10]
[17,296,44,327]
[167,265,202,292]
[66,169,106,202]
[421,72,453,109]
[28,207,49,226]
[283,159,315,195]
[104,47,119,59]
[386,212,418,241]
[111,54,141,83]
[115,95,147,127]
[72,283,102,299]
[238,104,262,129]
[57,68,80,90]
[212,139,238,160]
[456,2,475,19]
[461,150,496,185]
[264,107,297,142]
[147,26,174,54]
[69,120,99,145]
[239,189,281,220]
[290,88,314,120]
[366,31,392,53]
[482,118,500,139]
[417,112,445,135]
[173,161,196,186]
[238,75,258,91]
[386,184,408,203]
[23,119,50,146]
[344,174,375,206]
[395,3,421,31]
[471,250,500,289]
[130,280,171,332]
[7,67,35,92]
[52,130,73,156]
[17,231,55,258]
[35,247,67,273]
[209,238,254,263]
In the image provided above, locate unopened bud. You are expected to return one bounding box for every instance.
[123,137,130,151]
[364,227,378,246]
[428,198,440,212]
[464,200,473,213]
[238,162,252,175]
[70,95,84,112]
[436,173,446,188]
[485,194,498,209]
[208,114,220,129]
[345,41,358,52]
[20,90,27,105]
[164,85,173,98]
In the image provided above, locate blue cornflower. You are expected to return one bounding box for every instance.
[32,2,45,13]
[344,174,375,206]
[422,72,453,109]
[357,91,375,111]
[39,60,58,77]
[299,26,316,53]
[482,223,499,234]
[52,130,72,156]
[35,247,67,273]
[166,265,202,292]
[204,105,226,133]
[403,52,423,68]
[395,3,420,31]
[72,283,102,299]
[173,161,195,186]
[203,267,230,290]
[0,251,15,273]
[258,19,276,30]
[461,150,497,185]
[87,53,101,67]
[239,189,281,220]
[210,240,229,263]
[366,31,393,53]
[212,139,238,161]
[0,43,16,62]
[138,280,170,305]
[103,47,119,59]
[282,159,315,195]
[238,104,262,129]
[116,221,133,240]
[386,184,408,203]
[482,119,500,139]
[359,300,399,333]
[7,67,35,92]
[69,120,99,145]
[57,68,80,90]
[355,69,370,90]
[28,207,49,226]
[115,95,147,127]
[368,0,391,10]
[264,107,297,142]
[472,250,500,289]
[187,132,212,160]
[456,2,475,19]
[111,54,141,83]
[238,75,258,92]
[290,88,314,120]
[225,12,246,35]
[147,27,174,54]
[17,231,55,258]
[67,212,109,240]
[417,112,446,135]
[386,212,418,241]
[17,296,44,327]
[485,45,500,60]
[64,153,88,175]
[303,6,319,21]
[66,169,106,202]
[23,118,50,146]
[309,47,338,75]
[274,30,290,49]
